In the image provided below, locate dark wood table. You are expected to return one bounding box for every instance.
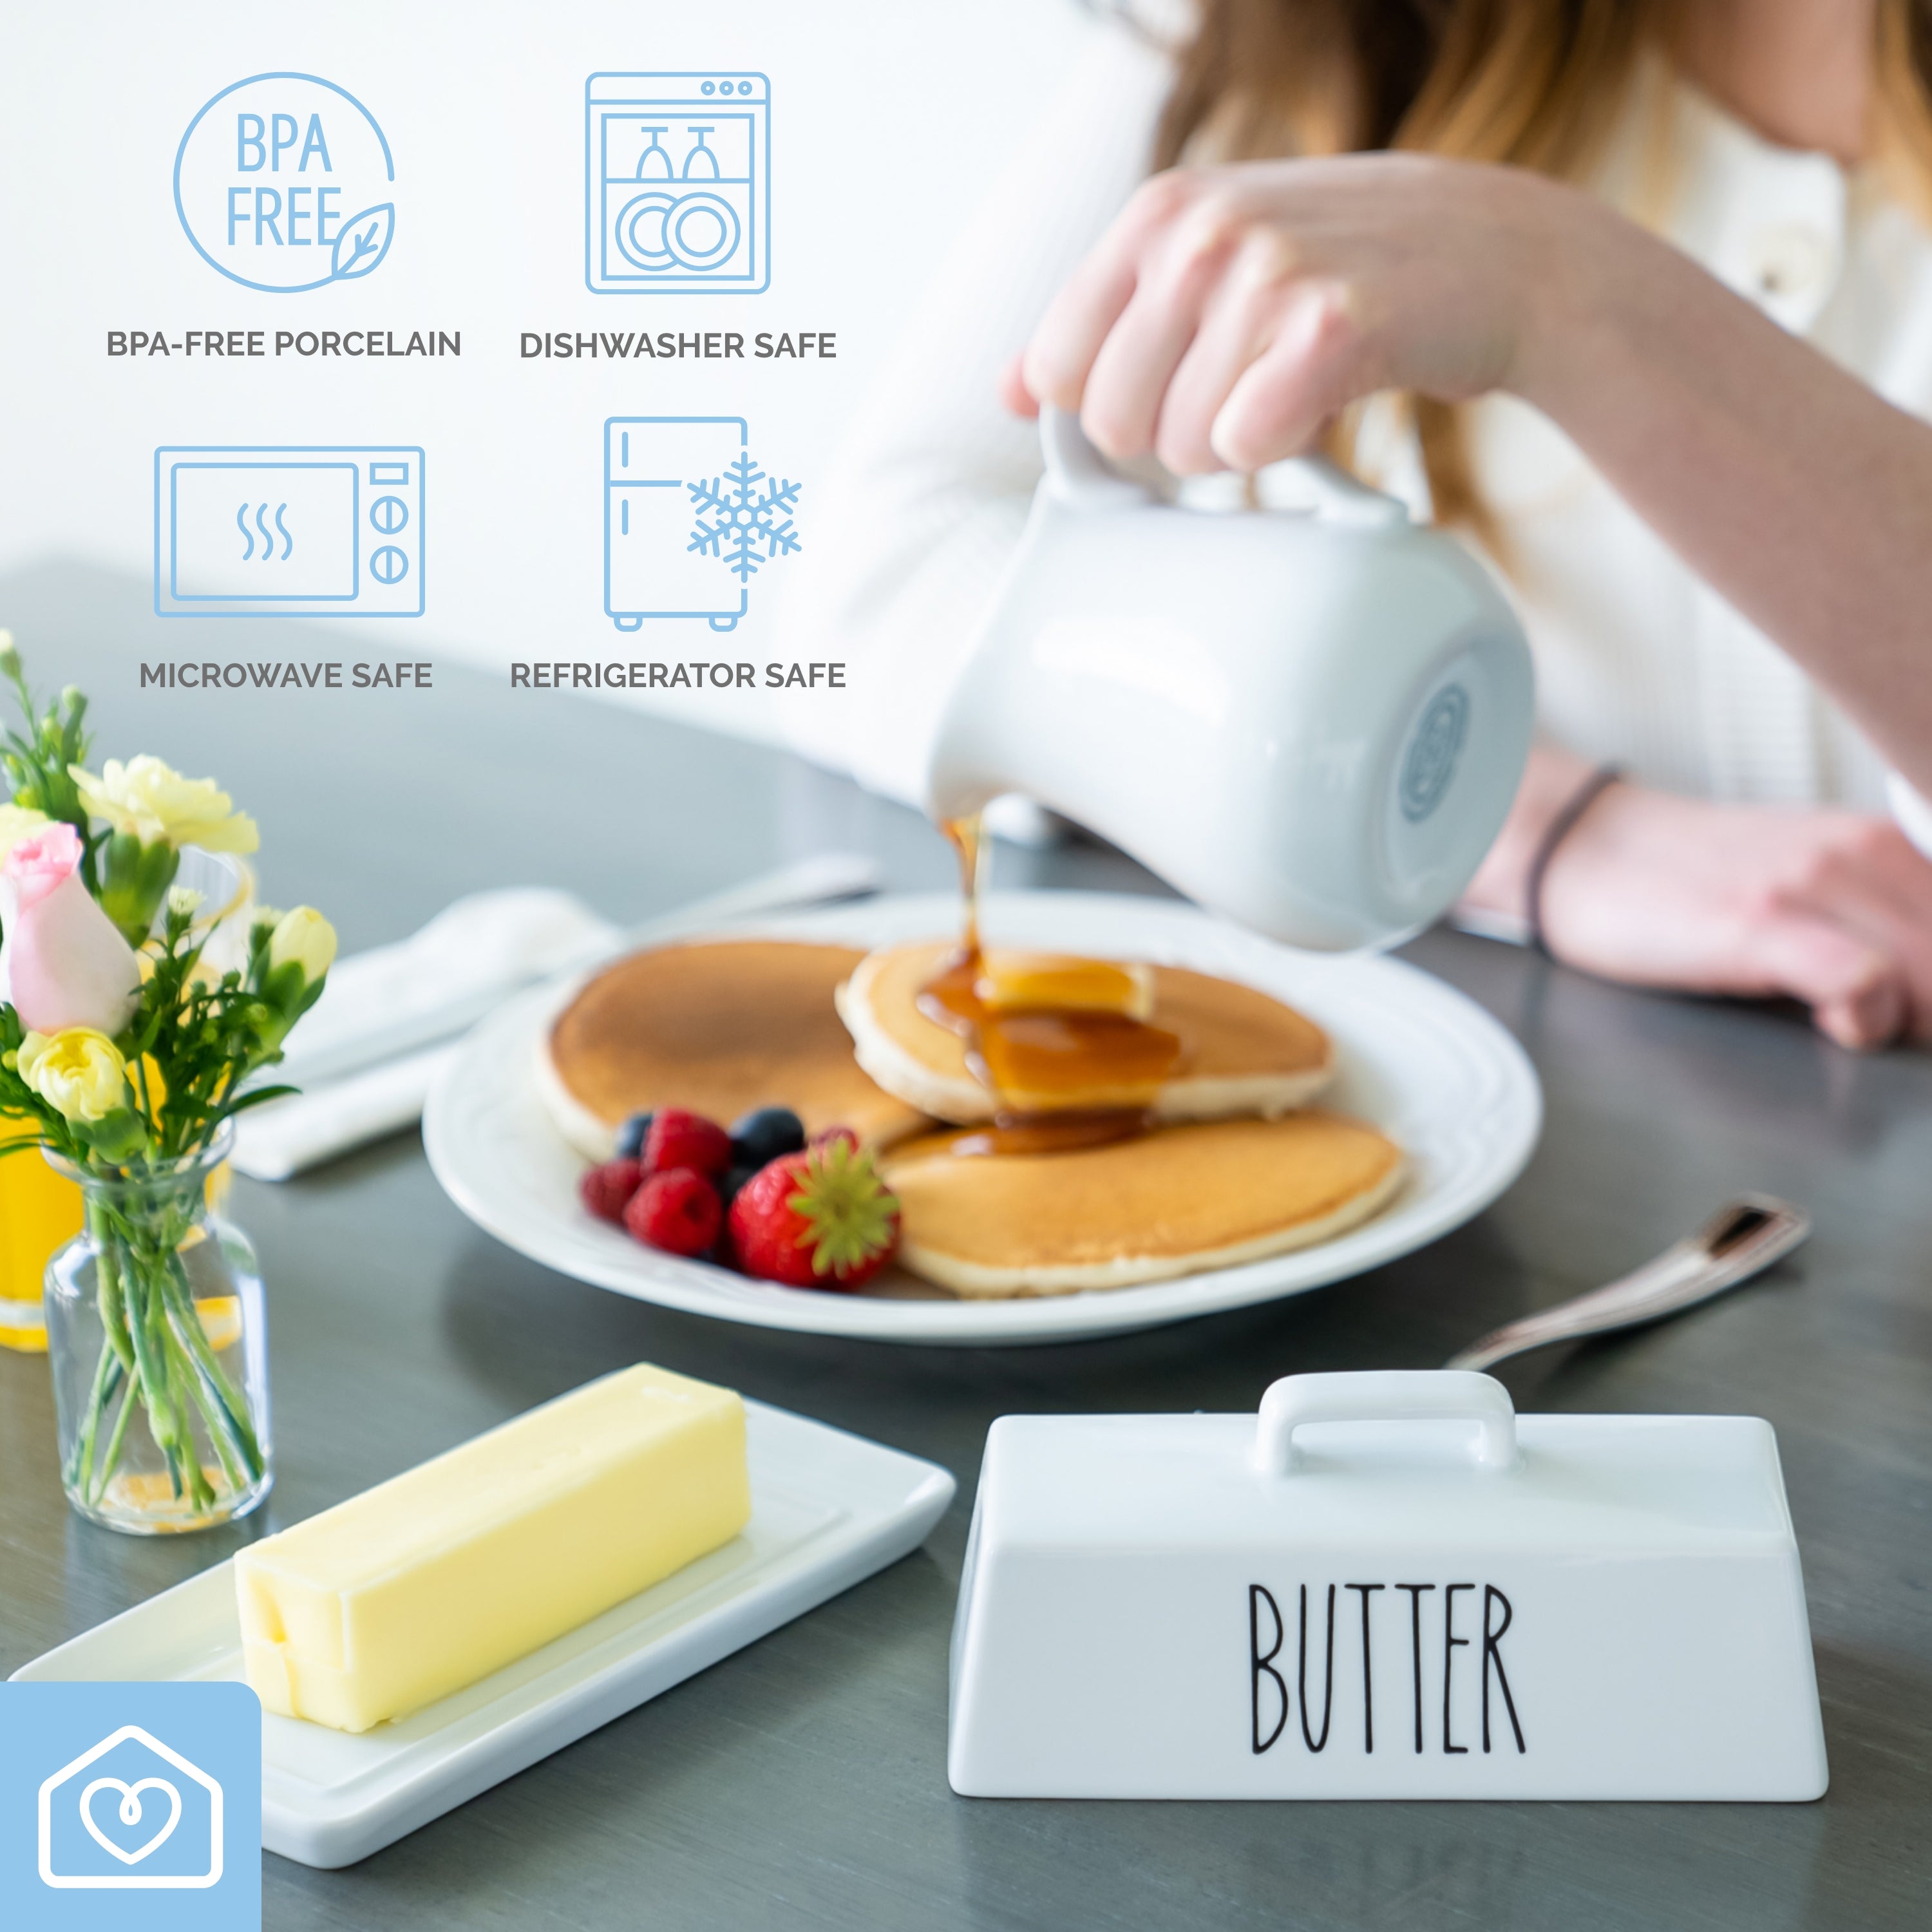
[3,562,1929,1930]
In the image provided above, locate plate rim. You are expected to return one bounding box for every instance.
[424,891,1542,1346]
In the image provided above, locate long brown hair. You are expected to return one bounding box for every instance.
[1150,0,1932,541]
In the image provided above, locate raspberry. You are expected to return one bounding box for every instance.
[623,1167,723,1257]
[727,1140,900,1291]
[580,1157,643,1224]
[642,1108,732,1179]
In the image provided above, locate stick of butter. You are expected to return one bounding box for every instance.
[234,1363,750,1732]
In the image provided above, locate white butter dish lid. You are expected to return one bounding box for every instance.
[949,1372,1826,1802]
[983,1410,1797,1553]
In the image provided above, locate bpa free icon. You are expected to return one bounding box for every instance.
[175,73,396,292]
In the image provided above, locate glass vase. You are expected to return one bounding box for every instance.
[43,1128,272,1534]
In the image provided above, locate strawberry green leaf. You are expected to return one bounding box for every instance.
[786,1140,900,1277]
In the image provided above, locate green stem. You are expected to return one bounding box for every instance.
[159,1256,257,1482]
[88,1372,137,1509]
[91,1220,137,1375]
[115,1231,187,1500]
[148,1278,213,1512]
[64,1341,122,1495]
[162,1321,239,1494]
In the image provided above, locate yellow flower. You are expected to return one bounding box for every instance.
[16,1028,131,1124]
[268,906,337,983]
[0,802,51,866]
[70,756,259,855]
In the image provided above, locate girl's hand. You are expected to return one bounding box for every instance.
[1019,153,1601,475]
[1466,751,1932,1049]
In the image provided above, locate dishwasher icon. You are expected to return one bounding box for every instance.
[587,73,769,294]
[605,417,801,631]
[153,446,424,618]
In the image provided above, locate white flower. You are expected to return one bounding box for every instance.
[268,906,337,983]
[167,886,206,920]
[70,756,259,854]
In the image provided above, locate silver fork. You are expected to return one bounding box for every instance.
[1444,1195,1810,1372]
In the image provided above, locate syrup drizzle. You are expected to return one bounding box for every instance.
[919,815,1180,1155]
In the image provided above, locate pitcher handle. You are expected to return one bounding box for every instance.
[1039,406,1153,509]
[1283,454,1410,528]
[1041,406,1406,526]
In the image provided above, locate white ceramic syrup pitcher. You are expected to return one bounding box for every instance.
[925,409,1535,951]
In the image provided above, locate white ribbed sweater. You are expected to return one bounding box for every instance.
[775,27,1932,833]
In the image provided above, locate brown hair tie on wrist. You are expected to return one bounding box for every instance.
[1525,764,1622,960]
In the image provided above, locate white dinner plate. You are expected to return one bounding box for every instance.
[424,892,1542,1346]
[12,1402,954,1869]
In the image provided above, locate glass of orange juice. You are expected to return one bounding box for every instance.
[0,1127,83,1352]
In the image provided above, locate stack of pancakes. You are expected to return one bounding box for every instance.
[542,936,1402,1299]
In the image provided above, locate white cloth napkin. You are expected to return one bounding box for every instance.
[233,888,617,1180]
[275,888,617,1086]
[231,1044,461,1182]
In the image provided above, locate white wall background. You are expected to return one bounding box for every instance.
[0,0,1099,743]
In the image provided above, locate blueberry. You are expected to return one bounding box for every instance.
[615,1110,654,1160]
[717,1163,759,1211]
[729,1106,805,1169]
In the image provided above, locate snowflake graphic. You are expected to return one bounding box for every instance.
[687,452,803,584]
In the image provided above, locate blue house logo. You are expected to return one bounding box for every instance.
[39,1725,223,1888]
[1,1681,260,1929]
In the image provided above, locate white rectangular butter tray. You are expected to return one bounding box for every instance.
[949,1372,1826,1801]
[15,1400,954,1866]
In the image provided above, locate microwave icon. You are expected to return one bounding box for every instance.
[154,444,424,618]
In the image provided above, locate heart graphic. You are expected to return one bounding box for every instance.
[77,1776,182,1866]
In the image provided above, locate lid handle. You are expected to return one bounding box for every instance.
[1253,1370,1519,1475]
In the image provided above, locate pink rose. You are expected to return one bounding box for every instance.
[0,824,143,1037]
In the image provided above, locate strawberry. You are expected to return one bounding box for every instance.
[580,1157,643,1224]
[642,1107,732,1179]
[810,1124,860,1157]
[623,1166,723,1256]
[728,1139,900,1290]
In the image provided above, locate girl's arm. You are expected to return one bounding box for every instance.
[1021,154,1932,796]
[1523,194,1932,803]
[1461,743,1932,1047]
[773,28,1169,804]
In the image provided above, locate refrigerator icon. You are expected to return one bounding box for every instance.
[606,416,801,633]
